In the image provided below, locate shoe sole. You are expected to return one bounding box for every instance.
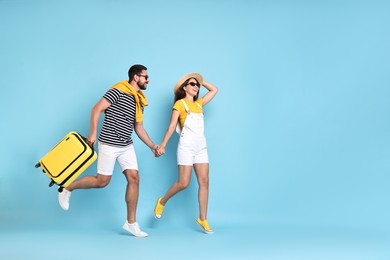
[154,198,163,219]
[196,221,214,234]
[122,225,148,238]
[58,194,69,211]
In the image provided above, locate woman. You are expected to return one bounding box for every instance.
[155,72,218,234]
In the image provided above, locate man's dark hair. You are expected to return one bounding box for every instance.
[128,64,147,81]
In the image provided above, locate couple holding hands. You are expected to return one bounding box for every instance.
[58,64,218,237]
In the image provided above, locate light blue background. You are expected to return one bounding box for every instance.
[1,0,390,259]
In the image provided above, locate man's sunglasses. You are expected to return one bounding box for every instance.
[137,74,149,80]
[186,82,200,87]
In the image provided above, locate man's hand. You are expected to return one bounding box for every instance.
[87,133,97,147]
[152,144,161,157]
[156,145,165,157]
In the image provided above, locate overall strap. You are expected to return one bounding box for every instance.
[180,99,202,113]
[180,99,190,114]
[195,101,202,111]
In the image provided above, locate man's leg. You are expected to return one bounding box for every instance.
[58,174,111,211]
[67,174,111,191]
[123,169,139,223]
[122,169,148,237]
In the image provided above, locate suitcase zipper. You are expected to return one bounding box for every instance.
[58,133,95,186]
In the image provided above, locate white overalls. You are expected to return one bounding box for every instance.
[176,99,209,166]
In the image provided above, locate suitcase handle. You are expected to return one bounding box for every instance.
[78,133,95,152]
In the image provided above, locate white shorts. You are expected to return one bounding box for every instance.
[177,137,209,166]
[97,142,138,175]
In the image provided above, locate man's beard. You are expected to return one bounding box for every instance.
[138,81,147,90]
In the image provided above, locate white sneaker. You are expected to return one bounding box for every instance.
[122,221,148,237]
[58,189,71,211]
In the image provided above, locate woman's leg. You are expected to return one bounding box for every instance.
[193,163,210,220]
[160,165,192,205]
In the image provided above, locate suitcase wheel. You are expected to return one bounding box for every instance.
[58,187,64,193]
[49,180,55,187]
[35,162,41,168]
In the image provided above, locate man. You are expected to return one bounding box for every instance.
[58,64,158,237]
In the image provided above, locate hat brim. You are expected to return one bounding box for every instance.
[173,73,203,94]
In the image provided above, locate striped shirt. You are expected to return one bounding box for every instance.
[98,88,138,147]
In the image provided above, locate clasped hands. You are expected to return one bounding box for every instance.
[152,144,165,157]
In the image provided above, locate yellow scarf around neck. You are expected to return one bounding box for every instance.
[110,80,148,122]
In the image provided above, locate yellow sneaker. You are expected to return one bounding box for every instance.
[196,218,214,234]
[154,197,165,219]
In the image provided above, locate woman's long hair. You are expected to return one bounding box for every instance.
[174,78,200,103]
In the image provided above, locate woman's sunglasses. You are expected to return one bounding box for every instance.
[186,82,200,87]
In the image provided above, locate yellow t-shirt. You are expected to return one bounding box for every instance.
[173,98,203,128]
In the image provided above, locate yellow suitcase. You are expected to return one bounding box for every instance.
[35,131,97,190]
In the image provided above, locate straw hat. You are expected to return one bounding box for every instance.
[173,72,203,94]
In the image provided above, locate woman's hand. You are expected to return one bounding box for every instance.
[156,145,166,156]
